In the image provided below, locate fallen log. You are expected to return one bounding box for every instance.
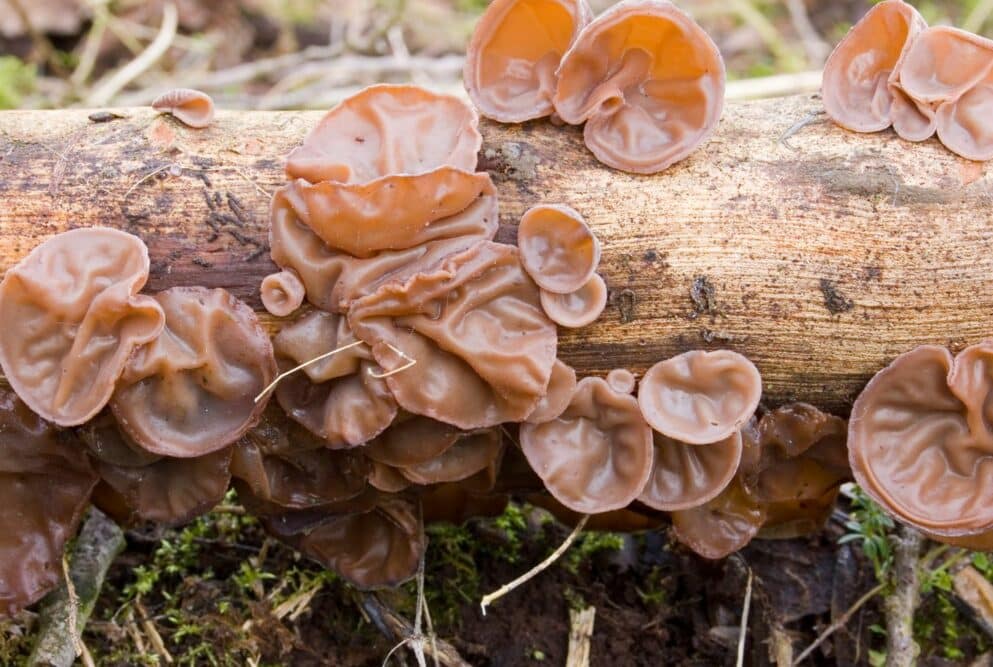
[0,94,990,412]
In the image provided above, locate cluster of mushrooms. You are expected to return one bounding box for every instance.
[823,0,993,161]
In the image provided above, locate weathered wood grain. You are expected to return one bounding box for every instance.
[0,95,990,413]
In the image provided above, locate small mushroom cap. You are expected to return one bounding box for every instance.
[849,342,993,537]
[553,0,725,174]
[0,390,98,617]
[260,269,305,318]
[638,430,742,511]
[348,241,558,430]
[285,84,482,184]
[525,359,578,424]
[821,0,927,133]
[151,88,215,129]
[111,287,276,458]
[520,376,654,514]
[670,477,766,560]
[539,273,607,328]
[518,204,600,294]
[400,428,504,485]
[0,227,165,426]
[464,0,592,122]
[638,349,762,445]
[365,415,462,468]
[605,368,637,395]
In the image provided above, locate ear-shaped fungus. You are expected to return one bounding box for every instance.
[421,482,509,525]
[348,241,558,429]
[898,27,993,161]
[520,377,654,514]
[0,390,98,616]
[0,228,165,426]
[151,88,216,129]
[638,350,762,445]
[638,431,742,511]
[606,368,637,395]
[553,0,725,174]
[670,477,766,560]
[526,359,578,423]
[285,84,481,184]
[849,342,993,542]
[821,0,929,136]
[110,287,276,458]
[464,0,592,122]
[400,429,505,485]
[260,270,305,317]
[528,493,665,531]
[540,274,608,328]
[518,204,600,294]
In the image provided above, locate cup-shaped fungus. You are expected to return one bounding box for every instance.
[400,429,504,485]
[285,84,482,184]
[553,0,725,174]
[151,88,216,129]
[464,0,592,122]
[670,477,766,560]
[421,482,509,525]
[638,431,742,511]
[849,342,993,542]
[365,416,461,468]
[528,493,666,532]
[638,350,762,445]
[821,0,928,136]
[111,287,276,458]
[898,27,993,161]
[260,269,305,317]
[0,390,98,616]
[606,368,637,395]
[518,204,600,294]
[539,274,608,328]
[0,228,165,426]
[520,377,654,514]
[348,242,558,429]
[526,359,578,423]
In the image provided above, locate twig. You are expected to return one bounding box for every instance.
[87,3,179,106]
[7,0,63,75]
[70,6,109,90]
[360,595,470,667]
[61,556,84,658]
[964,0,993,33]
[784,0,831,66]
[566,606,596,667]
[885,526,923,667]
[727,71,822,101]
[792,583,885,665]
[737,569,754,667]
[136,600,173,664]
[480,515,590,616]
[779,110,827,151]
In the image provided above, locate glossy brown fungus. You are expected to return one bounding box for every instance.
[400,428,504,485]
[638,349,762,445]
[670,477,766,560]
[0,228,165,426]
[0,390,98,616]
[464,0,592,122]
[528,493,665,532]
[260,269,306,317]
[606,368,637,395]
[638,431,742,511]
[553,0,726,173]
[520,377,654,514]
[539,273,608,328]
[364,415,462,468]
[518,204,600,294]
[111,287,276,458]
[526,359,578,424]
[151,88,216,129]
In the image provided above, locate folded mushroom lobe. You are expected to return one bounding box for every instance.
[606,368,637,395]
[525,359,578,424]
[528,493,666,532]
[821,0,927,133]
[553,0,725,173]
[670,477,766,560]
[518,204,600,294]
[849,343,993,537]
[520,377,654,514]
[111,287,277,458]
[464,0,592,122]
[539,273,608,329]
[260,269,306,318]
[0,390,98,617]
[348,241,558,430]
[151,88,216,129]
[79,411,163,468]
[0,227,165,426]
[400,428,504,485]
[638,349,762,445]
[421,483,509,525]
[638,430,742,511]
[273,310,370,384]
[369,460,412,493]
[285,84,482,184]
[364,415,462,467]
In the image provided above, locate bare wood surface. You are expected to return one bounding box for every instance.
[0,95,991,412]
[566,606,595,667]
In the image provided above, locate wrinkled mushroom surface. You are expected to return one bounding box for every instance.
[670,477,766,560]
[260,269,305,317]
[553,0,725,173]
[285,84,482,184]
[539,274,607,328]
[111,287,276,458]
[0,390,98,616]
[638,349,762,445]
[526,359,578,424]
[0,228,165,426]
[638,431,742,511]
[520,377,653,514]
[518,204,600,294]
[272,310,369,384]
[151,88,216,128]
[464,0,592,122]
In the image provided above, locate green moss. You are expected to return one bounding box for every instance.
[0,57,36,109]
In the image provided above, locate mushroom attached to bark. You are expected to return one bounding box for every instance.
[0,390,98,617]
[518,204,600,294]
[285,84,482,184]
[670,477,766,560]
[526,359,578,424]
[540,274,608,328]
[260,269,305,317]
[111,287,276,458]
[606,368,637,395]
[821,0,929,137]
[464,0,592,122]
[151,88,216,128]
[849,342,993,542]
[400,428,504,485]
[553,0,726,173]
[638,350,762,445]
[638,431,742,511]
[0,228,165,426]
[520,376,654,514]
